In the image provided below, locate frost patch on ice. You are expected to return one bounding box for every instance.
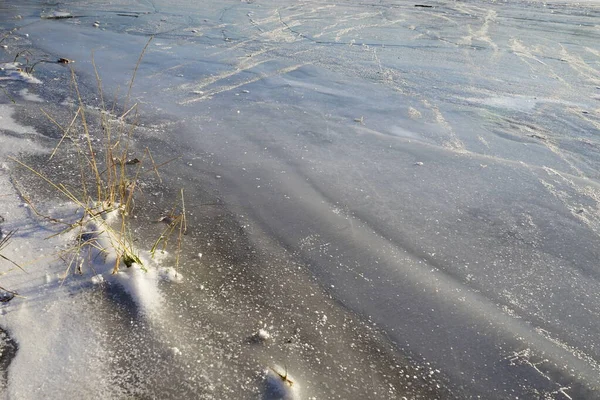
[0,126,175,397]
[5,199,176,316]
[460,95,583,112]
[389,125,421,139]
[41,11,73,19]
[158,266,184,282]
[408,107,422,119]
[0,63,42,84]
[18,88,44,103]
[170,346,182,356]
[0,183,119,399]
[250,328,272,343]
[0,104,36,135]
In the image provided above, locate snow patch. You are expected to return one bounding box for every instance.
[257,328,271,341]
[460,95,584,112]
[41,11,73,19]
[18,88,44,103]
[170,346,182,356]
[68,203,170,316]
[0,62,42,84]
[0,104,36,135]
[2,291,119,399]
[0,102,182,397]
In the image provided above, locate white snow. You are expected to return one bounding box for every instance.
[257,328,271,341]
[0,103,181,397]
[0,63,42,84]
[91,273,104,284]
[41,11,73,19]
[0,106,116,397]
[18,89,44,103]
[0,104,36,135]
[170,346,182,356]
[3,290,120,398]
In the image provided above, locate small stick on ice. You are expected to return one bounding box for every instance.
[264,365,297,399]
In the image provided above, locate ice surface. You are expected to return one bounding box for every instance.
[2,0,600,398]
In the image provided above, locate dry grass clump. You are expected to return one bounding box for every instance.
[9,37,186,278]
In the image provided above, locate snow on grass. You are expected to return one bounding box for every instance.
[0,102,183,396]
[0,105,116,397]
[62,201,175,316]
[0,176,180,318]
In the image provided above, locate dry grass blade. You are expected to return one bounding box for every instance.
[125,35,154,112]
[150,188,186,270]
[0,28,16,45]
[120,102,138,121]
[1,86,16,104]
[13,49,31,64]
[175,188,186,269]
[145,148,162,182]
[69,67,103,202]
[10,157,83,207]
[0,285,22,299]
[0,230,26,272]
[151,218,179,256]
[91,50,107,112]
[10,38,180,281]
[16,186,70,227]
[43,106,82,160]
[142,155,182,177]
[268,366,294,387]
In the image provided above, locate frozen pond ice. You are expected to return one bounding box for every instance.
[1,0,600,398]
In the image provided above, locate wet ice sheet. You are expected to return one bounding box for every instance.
[2,0,600,398]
